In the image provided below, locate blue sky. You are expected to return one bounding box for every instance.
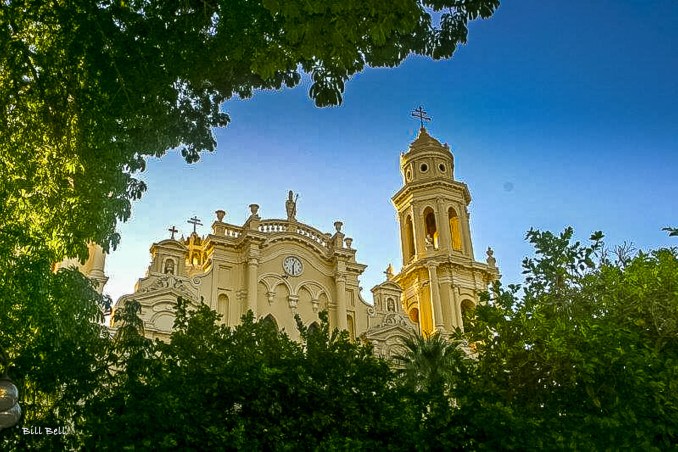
[105,0,678,303]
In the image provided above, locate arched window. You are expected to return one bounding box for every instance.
[449,207,462,251]
[262,314,278,331]
[408,307,419,324]
[163,258,175,275]
[217,294,229,324]
[308,322,320,336]
[461,299,475,331]
[404,215,416,262]
[347,315,355,341]
[423,207,438,249]
[190,252,201,266]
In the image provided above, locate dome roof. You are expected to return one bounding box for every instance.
[407,127,446,154]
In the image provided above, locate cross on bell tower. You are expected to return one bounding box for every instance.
[411,106,431,128]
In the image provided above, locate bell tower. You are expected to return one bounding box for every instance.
[392,110,499,336]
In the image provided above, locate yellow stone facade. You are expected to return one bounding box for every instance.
[392,127,499,337]
[110,127,499,354]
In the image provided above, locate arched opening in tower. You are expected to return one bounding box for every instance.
[423,207,438,249]
[405,215,416,261]
[460,299,475,332]
[448,207,462,251]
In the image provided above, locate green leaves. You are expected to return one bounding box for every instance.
[663,227,678,237]
[76,305,412,449]
[1,0,501,263]
[456,229,678,449]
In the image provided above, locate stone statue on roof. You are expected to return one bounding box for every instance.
[286,190,298,221]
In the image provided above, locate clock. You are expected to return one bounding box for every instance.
[282,256,303,276]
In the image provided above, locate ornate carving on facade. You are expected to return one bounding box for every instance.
[139,274,198,301]
[287,295,299,311]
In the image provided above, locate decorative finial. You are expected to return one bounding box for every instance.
[249,204,260,217]
[187,216,203,234]
[411,106,431,129]
[215,210,226,222]
[486,246,496,267]
[334,221,343,233]
[385,263,394,280]
[168,226,178,240]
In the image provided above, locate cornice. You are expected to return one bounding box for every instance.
[392,179,471,207]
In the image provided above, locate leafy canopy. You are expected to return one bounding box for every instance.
[1,0,500,259]
[449,229,678,450]
[76,302,415,450]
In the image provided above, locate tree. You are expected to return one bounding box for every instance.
[663,227,678,237]
[395,332,464,395]
[451,229,678,450]
[1,0,500,259]
[76,303,415,450]
[0,252,110,450]
[394,332,469,450]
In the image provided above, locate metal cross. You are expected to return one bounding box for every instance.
[411,106,431,128]
[187,216,203,234]
[168,225,178,240]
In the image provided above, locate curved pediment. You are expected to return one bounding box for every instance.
[151,239,188,253]
[363,322,417,359]
[371,280,402,292]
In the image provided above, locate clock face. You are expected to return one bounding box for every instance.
[282,256,303,276]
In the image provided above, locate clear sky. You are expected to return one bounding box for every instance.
[105,0,678,304]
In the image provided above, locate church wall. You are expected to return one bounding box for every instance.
[111,125,499,348]
[254,241,337,337]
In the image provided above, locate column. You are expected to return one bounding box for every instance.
[335,274,348,330]
[460,206,474,258]
[436,198,452,252]
[452,287,463,330]
[441,280,454,331]
[247,257,259,318]
[399,212,409,263]
[427,264,445,332]
[88,243,108,294]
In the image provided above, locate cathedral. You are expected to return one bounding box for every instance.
[107,124,499,357]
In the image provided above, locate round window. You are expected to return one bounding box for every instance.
[420,163,429,172]
[406,169,412,181]
[439,163,446,172]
